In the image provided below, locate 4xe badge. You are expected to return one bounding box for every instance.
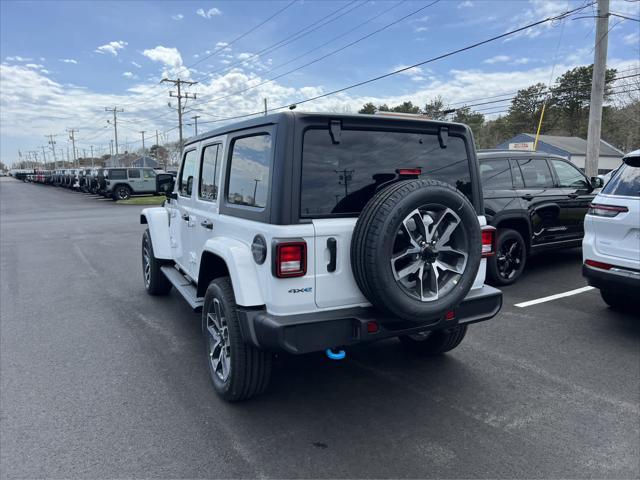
[288,287,312,294]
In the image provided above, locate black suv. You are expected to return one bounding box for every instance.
[478,150,603,285]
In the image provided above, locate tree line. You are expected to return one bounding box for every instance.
[358,65,639,152]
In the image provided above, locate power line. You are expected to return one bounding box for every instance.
[195,1,597,127]
[161,78,198,146]
[192,1,440,109]
[202,0,364,79]
[105,106,124,155]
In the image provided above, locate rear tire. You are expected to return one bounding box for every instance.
[202,277,272,402]
[487,228,526,286]
[399,325,468,355]
[142,229,172,295]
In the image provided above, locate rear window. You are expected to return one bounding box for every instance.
[602,162,640,197]
[109,169,126,180]
[301,128,473,216]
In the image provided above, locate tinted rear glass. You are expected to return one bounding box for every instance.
[602,163,640,197]
[301,128,472,216]
[109,169,126,180]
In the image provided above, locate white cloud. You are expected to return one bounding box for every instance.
[25,63,45,69]
[484,55,511,64]
[5,56,32,62]
[457,1,473,8]
[414,26,428,33]
[60,58,78,64]
[131,61,142,68]
[196,7,221,19]
[171,13,184,20]
[123,71,134,78]
[623,32,640,46]
[95,40,128,56]
[142,45,188,78]
[237,52,253,61]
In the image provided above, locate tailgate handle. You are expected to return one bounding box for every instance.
[327,238,337,272]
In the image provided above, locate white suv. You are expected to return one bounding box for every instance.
[583,149,640,310]
[140,112,502,401]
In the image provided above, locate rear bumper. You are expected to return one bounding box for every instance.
[237,285,502,354]
[583,264,640,295]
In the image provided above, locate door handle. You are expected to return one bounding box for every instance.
[521,194,533,201]
[200,220,213,230]
[327,237,337,272]
[568,193,579,199]
[181,213,190,221]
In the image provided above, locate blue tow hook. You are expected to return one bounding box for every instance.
[326,348,346,360]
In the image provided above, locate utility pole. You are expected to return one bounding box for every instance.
[67,128,79,167]
[109,139,114,156]
[139,130,146,151]
[105,106,124,155]
[585,0,610,178]
[46,134,58,169]
[90,145,94,167]
[40,146,47,168]
[264,98,268,116]
[191,115,200,136]
[161,78,197,146]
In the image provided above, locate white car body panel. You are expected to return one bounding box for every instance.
[141,207,173,259]
[583,194,640,270]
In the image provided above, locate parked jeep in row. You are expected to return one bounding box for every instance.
[140,112,502,401]
[97,167,161,200]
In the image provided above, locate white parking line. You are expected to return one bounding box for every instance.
[515,286,595,308]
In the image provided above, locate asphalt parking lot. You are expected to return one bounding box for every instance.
[1,176,638,479]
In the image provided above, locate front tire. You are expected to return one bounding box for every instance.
[113,185,131,201]
[399,325,468,355]
[487,228,527,286]
[142,229,172,295]
[202,277,272,402]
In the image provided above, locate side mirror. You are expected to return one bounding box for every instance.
[156,173,175,197]
[591,176,604,189]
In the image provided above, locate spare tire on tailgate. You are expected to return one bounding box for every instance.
[351,179,481,322]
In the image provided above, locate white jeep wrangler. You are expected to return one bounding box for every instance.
[140,112,502,401]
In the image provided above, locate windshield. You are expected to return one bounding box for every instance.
[300,128,473,217]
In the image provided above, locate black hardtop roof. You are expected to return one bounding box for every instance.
[477,149,567,160]
[184,110,471,146]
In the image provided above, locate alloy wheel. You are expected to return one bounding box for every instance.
[391,205,469,302]
[496,238,523,280]
[205,299,231,382]
[142,238,151,287]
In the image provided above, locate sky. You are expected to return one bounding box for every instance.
[1,0,638,166]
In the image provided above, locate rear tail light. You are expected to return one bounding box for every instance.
[588,203,628,217]
[585,259,613,270]
[275,241,307,278]
[396,168,422,176]
[481,226,496,257]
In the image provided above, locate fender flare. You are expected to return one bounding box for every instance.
[202,238,264,307]
[140,207,172,259]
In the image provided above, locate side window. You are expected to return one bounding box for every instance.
[128,169,140,179]
[549,159,589,189]
[143,169,155,179]
[517,158,553,188]
[227,134,271,208]
[178,149,198,197]
[479,159,513,189]
[199,144,220,201]
[109,169,127,180]
[510,159,525,188]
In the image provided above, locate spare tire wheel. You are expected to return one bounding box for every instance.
[351,179,481,322]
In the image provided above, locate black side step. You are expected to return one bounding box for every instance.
[160,265,204,311]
